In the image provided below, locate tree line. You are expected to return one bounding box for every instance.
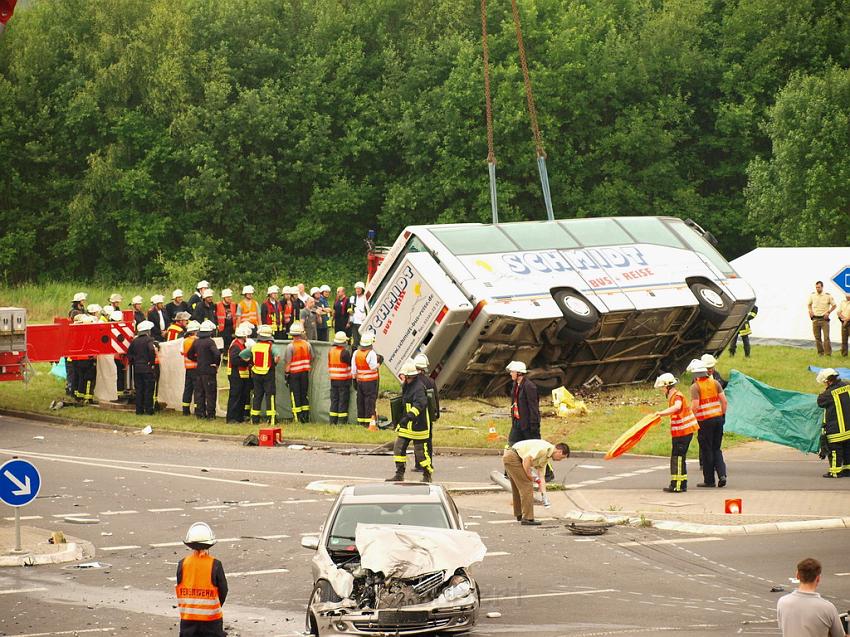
[0,0,848,285]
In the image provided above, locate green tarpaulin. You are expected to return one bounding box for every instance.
[724,370,821,454]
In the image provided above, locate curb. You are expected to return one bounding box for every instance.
[0,538,95,567]
[561,509,850,536]
[0,408,609,458]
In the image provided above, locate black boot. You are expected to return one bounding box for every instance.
[386,463,405,482]
[421,471,432,484]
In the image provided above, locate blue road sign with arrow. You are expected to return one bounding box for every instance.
[0,459,41,507]
[832,267,850,294]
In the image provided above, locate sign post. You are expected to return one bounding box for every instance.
[0,458,42,553]
[832,267,850,294]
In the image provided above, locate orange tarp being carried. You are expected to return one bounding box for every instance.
[604,414,662,460]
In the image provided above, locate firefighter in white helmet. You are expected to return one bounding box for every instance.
[127,321,157,415]
[216,288,237,355]
[387,359,434,483]
[186,320,221,420]
[225,322,253,423]
[687,360,728,488]
[817,368,850,478]
[413,354,439,472]
[352,332,380,427]
[320,284,332,336]
[285,322,313,423]
[261,285,284,340]
[188,280,210,312]
[349,281,368,349]
[69,292,87,319]
[237,284,259,329]
[147,294,168,342]
[250,324,281,425]
[131,295,145,326]
[176,522,228,637]
[654,373,699,493]
[166,289,189,325]
[328,331,353,424]
[180,321,201,416]
[108,293,123,313]
[311,286,330,341]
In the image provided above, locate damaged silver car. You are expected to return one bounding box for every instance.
[301,483,486,636]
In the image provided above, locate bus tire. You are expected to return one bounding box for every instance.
[689,281,732,325]
[552,289,599,335]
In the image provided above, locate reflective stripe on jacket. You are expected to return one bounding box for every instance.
[819,380,850,443]
[252,341,273,376]
[693,377,723,420]
[328,346,352,381]
[262,300,283,331]
[182,335,197,370]
[165,324,184,342]
[175,553,222,622]
[288,339,311,374]
[238,299,259,326]
[227,340,251,379]
[396,375,430,440]
[216,301,236,333]
[668,389,698,437]
[354,349,379,382]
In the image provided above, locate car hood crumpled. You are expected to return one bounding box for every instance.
[355,524,487,581]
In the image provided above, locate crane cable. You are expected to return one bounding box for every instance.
[510,0,546,159]
[481,0,499,223]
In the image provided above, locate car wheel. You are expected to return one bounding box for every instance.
[689,281,732,325]
[305,581,340,635]
[551,288,599,335]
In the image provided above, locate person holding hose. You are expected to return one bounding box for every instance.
[654,372,699,493]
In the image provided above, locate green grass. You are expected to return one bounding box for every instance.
[0,344,830,455]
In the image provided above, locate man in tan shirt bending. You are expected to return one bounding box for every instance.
[503,438,570,525]
[839,293,850,357]
[808,281,836,356]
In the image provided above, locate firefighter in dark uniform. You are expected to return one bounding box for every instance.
[131,295,146,326]
[386,360,433,483]
[413,353,439,472]
[65,292,87,397]
[192,289,217,327]
[225,323,252,423]
[250,324,280,424]
[285,322,313,423]
[187,320,220,420]
[328,331,352,424]
[816,368,850,478]
[127,320,157,415]
[181,321,200,415]
[176,522,228,637]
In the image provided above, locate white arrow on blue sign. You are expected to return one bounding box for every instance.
[832,267,850,294]
[0,459,41,507]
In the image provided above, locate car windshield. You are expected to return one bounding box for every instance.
[327,503,451,550]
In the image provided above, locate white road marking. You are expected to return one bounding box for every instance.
[257,534,290,540]
[238,501,275,507]
[835,572,850,577]
[487,519,516,525]
[3,515,42,521]
[577,464,603,469]
[100,510,138,516]
[148,507,183,513]
[100,545,142,551]
[193,504,229,510]
[280,499,319,505]
[228,568,289,577]
[9,630,116,637]
[465,522,480,526]
[0,587,48,595]
[485,551,510,557]
[0,449,270,488]
[482,588,617,602]
[150,537,242,548]
[617,537,723,547]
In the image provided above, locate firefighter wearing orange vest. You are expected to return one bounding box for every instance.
[261,285,286,340]
[250,325,280,425]
[352,333,380,427]
[237,285,260,333]
[181,321,200,416]
[688,360,728,488]
[328,331,353,424]
[215,289,237,355]
[226,323,252,423]
[176,522,228,637]
[166,311,191,341]
[654,373,699,493]
[285,322,313,423]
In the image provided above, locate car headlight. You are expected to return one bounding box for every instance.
[441,576,472,602]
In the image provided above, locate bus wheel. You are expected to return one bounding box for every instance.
[689,281,732,325]
[552,289,599,336]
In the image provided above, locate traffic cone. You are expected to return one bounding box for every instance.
[368,417,378,432]
[486,424,499,442]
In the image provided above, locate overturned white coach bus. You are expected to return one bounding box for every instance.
[362,216,756,398]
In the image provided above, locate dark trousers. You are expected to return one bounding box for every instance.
[182,369,196,415]
[226,374,250,423]
[352,325,363,349]
[669,434,693,492]
[329,379,351,424]
[729,333,750,357]
[179,617,225,637]
[65,358,76,396]
[252,373,276,424]
[153,363,161,409]
[194,374,217,419]
[317,327,329,342]
[825,438,850,476]
[290,371,310,423]
[508,420,540,445]
[697,417,727,485]
[841,320,849,357]
[134,371,155,415]
[812,317,831,355]
[73,359,96,402]
[392,435,432,476]
[356,379,378,426]
[115,358,126,392]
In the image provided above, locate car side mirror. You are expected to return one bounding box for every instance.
[301,535,319,550]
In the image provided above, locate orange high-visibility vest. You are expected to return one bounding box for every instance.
[216,301,236,333]
[166,324,184,342]
[238,299,259,326]
[182,335,198,370]
[328,346,352,381]
[354,349,379,382]
[252,341,273,376]
[287,339,311,374]
[694,377,723,420]
[175,553,222,622]
[668,389,698,437]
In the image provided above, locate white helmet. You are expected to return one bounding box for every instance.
[100,305,112,316]
[686,359,706,374]
[137,320,154,333]
[310,287,320,296]
[109,293,123,304]
[200,320,216,333]
[184,522,216,548]
[354,281,365,290]
[235,323,252,338]
[360,333,375,347]
[506,360,527,374]
[414,353,429,370]
[73,292,87,303]
[131,295,143,305]
[816,368,839,384]
[654,373,678,388]
[86,303,102,315]
[320,284,331,293]
[150,294,164,304]
[175,311,192,321]
[109,310,124,322]
[701,353,718,368]
[333,331,348,344]
[186,320,201,333]
[289,321,304,336]
[242,285,255,295]
[202,288,214,299]
[400,359,419,377]
[267,285,280,295]
[221,288,233,298]
[73,313,88,324]
[257,324,274,337]
[196,280,209,290]
[172,289,184,299]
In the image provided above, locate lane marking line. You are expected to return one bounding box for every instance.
[150,537,242,548]
[100,545,142,551]
[193,505,229,510]
[257,534,290,540]
[835,572,850,577]
[100,510,138,516]
[228,568,289,577]
[3,515,42,521]
[148,507,183,513]
[482,588,617,602]
[485,551,510,557]
[238,501,275,508]
[617,537,723,547]
[0,587,48,595]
